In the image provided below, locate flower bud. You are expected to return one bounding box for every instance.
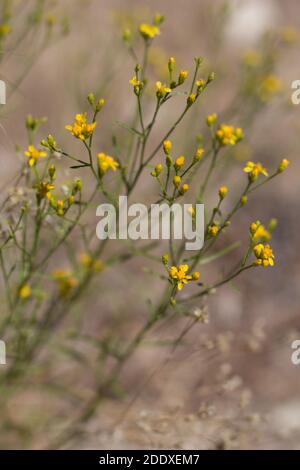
[174,155,185,170]
[48,164,56,179]
[168,57,175,73]
[178,70,188,85]
[219,186,228,200]
[187,93,197,106]
[194,147,204,162]
[163,140,172,155]
[277,158,289,173]
[162,253,169,265]
[206,113,217,126]
[88,93,95,106]
[173,175,181,187]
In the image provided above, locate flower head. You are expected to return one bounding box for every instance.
[35,181,55,200]
[79,253,104,273]
[244,161,268,182]
[169,264,200,291]
[253,243,275,267]
[156,81,171,98]
[216,124,244,146]
[139,23,160,40]
[97,153,119,176]
[208,224,220,237]
[65,113,96,141]
[219,186,228,200]
[24,145,47,167]
[19,284,31,300]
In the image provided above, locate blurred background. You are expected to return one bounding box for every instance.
[0,0,300,450]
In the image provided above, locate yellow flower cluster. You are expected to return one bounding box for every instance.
[169,264,200,291]
[24,145,47,167]
[253,244,275,267]
[65,113,96,141]
[79,253,104,273]
[216,124,244,146]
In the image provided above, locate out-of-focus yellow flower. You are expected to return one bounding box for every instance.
[79,253,104,273]
[206,113,218,126]
[253,243,275,267]
[280,26,299,44]
[278,158,290,173]
[169,264,199,291]
[65,113,96,141]
[19,284,31,300]
[244,161,268,182]
[0,23,11,38]
[36,181,55,200]
[151,164,163,177]
[97,153,119,176]
[242,49,262,67]
[216,124,244,146]
[56,200,65,217]
[139,23,160,40]
[258,75,282,102]
[208,224,220,237]
[52,270,78,297]
[250,221,271,242]
[24,145,47,167]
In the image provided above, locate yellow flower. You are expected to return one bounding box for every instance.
[208,224,220,237]
[97,153,119,176]
[19,284,31,300]
[163,140,172,155]
[174,155,185,170]
[258,75,282,102]
[278,159,290,173]
[79,253,104,273]
[156,81,171,98]
[65,113,96,141]
[36,181,55,200]
[129,76,141,87]
[56,200,65,217]
[219,186,228,200]
[24,145,47,167]
[180,183,189,194]
[169,264,199,291]
[206,113,218,126]
[216,124,244,146]
[168,56,175,72]
[178,70,188,84]
[139,23,160,40]
[243,161,268,182]
[52,270,78,297]
[0,23,11,38]
[187,93,197,106]
[173,175,181,187]
[242,49,262,68]
[250,221,271,242]
[253,243,275,267]
[194,147,204,162]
